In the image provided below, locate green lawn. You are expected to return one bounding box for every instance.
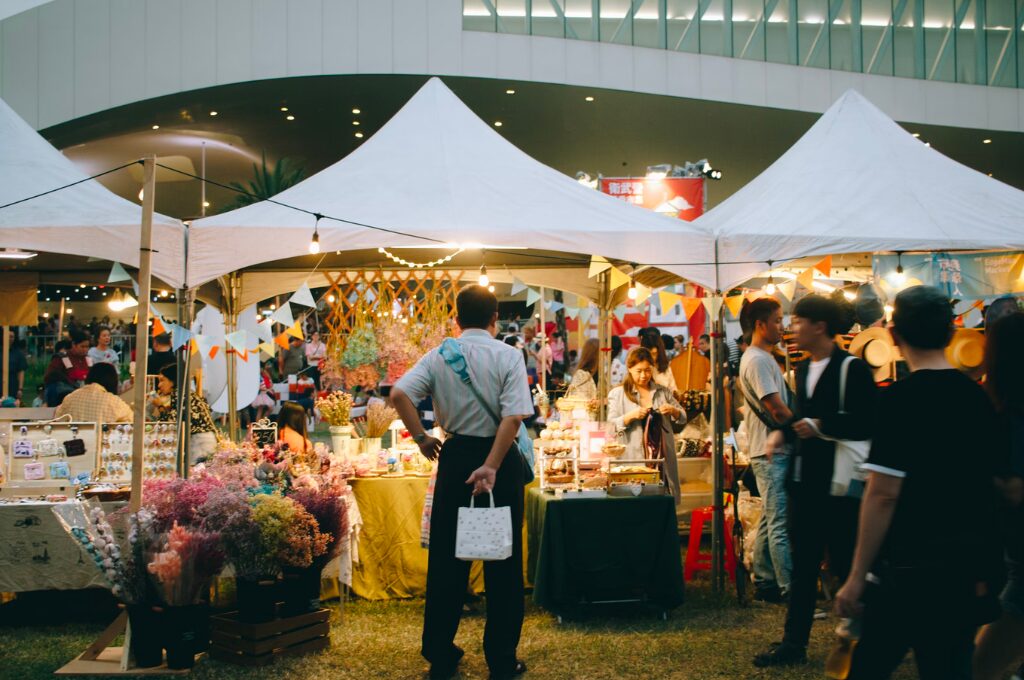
[0,578,918,680]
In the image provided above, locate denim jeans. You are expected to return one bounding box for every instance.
[750,453,793,593]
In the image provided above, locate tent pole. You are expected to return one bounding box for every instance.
[596,273,609,422]
[56,297,65,339]
[226,273,239,440]
[129,155,156,513]
[176,288,194,477]
[710,237,726,592]
[2,326,10,400]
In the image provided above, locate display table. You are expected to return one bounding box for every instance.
[0,501,116,593]
[526,488,684,615]
[349,477,484,600]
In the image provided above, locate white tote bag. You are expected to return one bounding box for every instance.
[826,356,871,498]
[455,491,513,562]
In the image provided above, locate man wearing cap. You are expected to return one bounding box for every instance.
[391,285,533,680]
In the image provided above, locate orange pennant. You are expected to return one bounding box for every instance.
[724,295,745,318]
[680,296,702,320]
[796,268,816,291]
[746,291,763,302]
[814,255,832,278]
[151,315,166,337]
[208,345,220,360]
[274,332,291,350]
[237,349,249,362]
[190,338,199,355]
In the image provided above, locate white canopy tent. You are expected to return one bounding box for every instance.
[699,89,1024,292]
[188,78,719,290]
[0,98,186,288]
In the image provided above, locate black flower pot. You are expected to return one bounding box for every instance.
[126,605,163,668]
[280,567,322,617]
[163,604,207,670]
[236,578,280,623]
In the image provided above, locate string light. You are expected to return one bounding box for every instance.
[377,246,464,268]
[488,285,495,293]
[627,277,638,300]
[890,252,906,285]
[478,264,489,287]
[309,214,322,254]
[765,276,777,296]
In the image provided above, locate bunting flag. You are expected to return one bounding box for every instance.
[510,278,528,296]
[814,255,833,278]
[170,323,192,351]
[236,349,250,363]
[258,342,276,358]
[796,267,816,291]
[635,284,652,306]
[659,290,681,313]
[702,296,724,318]
[777,281,797,301]
[284,321,304,340]
[724,295,745,318]
[189,338,200,355]
[578,307,592,324]
[289,283,316,308]
[271,304,295,327]
[680,296,702,320]
[613,306,627,322]
[746,291,763,302]
[274,332,292,350]
[564,306,579,319]
[525,288,541,306]
[548,301,564,314]
[151,315,166,337]
[131,278,139,296]
[209,345,221,360]
[255,318,274,344]
[588,255,612,279]
[108,262,131,283]
[225,330,249,353]
[608,265,631,290]
[195,334,218,359]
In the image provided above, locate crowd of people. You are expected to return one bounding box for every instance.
[732,288,1024,680]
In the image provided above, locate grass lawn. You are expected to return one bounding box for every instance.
[0,577,918,680]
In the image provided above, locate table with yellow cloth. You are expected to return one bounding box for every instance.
[348,477,536,600]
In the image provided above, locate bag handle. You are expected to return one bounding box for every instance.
[440,339,503,427]
[469,491,496,508]
[838,355,855,415]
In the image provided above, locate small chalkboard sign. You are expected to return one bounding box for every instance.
[250,418,279,449]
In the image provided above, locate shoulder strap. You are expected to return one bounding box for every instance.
[838,355,856,414]
[740,372,782,431]
[439,338,502,428]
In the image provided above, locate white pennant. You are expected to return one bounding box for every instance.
[289,283,317,308]
[613,306,627,322]
[525,288,541,306]
[256,318,275,344]
[272,304,295,327]
[564,306,579,319]
[510,278,528,296]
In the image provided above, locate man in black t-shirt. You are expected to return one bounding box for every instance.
[836,286,1003,680]
[148,333,176,375]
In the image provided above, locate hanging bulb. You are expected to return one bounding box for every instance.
[488,285,495,293]
[891,253,906,285]
[627,278,639,300]
[765,275,777,296]
[478,264,489,287]
[309,215,322,254]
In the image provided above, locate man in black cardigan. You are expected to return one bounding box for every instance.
[754,295,877,668]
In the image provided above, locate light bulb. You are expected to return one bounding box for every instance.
[478,265,489,287]
[488,285,495,293]
[765,280,777,296]
[627,284,638,300]
[309,230,320,254]
[327,294,336,303]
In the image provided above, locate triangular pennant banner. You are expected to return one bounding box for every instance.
[525,288,541,306]
[289,283,316,308]
[151,315,166,337]
[814,255,832,278]
[564,306,579,319]
[724,295,745,319]
[108,262,131,283]
[588,255,612,279]
[237,349,249,363]
[613,306,627,322]
[170,323,192,351]
[195,334,217,359]
[777,281,797,301]
[225,330,249,353]
[578,308,592,324]
[702,296,723,317]
[189,338,199,355]
[209,345,220,360]
[284,321,304,340]
[746,291,763,303]
[274,332,291,350]
[510,278,528,296]
[608,266,631,290]
[259,342,276,357]
[271,304,295,328]
[548,301,564,314]
[256,319,274,344]
[796,268,816,291]
[680,297,702,320]
[659,290,682,313]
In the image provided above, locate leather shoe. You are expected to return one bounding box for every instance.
[428,646,465,680]
[489,659,527,680]
[752,642,807,668]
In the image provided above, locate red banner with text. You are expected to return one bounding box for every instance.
[599,177,704,221]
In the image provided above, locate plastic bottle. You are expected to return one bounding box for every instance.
[824,617,861,679]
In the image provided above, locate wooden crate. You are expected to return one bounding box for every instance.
[209,609,330,667]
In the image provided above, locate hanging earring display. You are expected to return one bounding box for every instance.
[98,422,178,482]
[13,426,34,458]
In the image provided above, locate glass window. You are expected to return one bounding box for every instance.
[798,0,831,67]
[892,0,917,77]
[464,0,498,32]
[955,0,979,83]
[984,0,1016,86]
[601,0,635,44]
[635,0,666,47]
[831,0,854,70]
[924,0,955,81]
[734,0,766,60]
[565,0,597,40]
[495,0,528,34]
[532,0,567,37]
[862,0,894,75]
[701,0,727,55]
[765,0,793,64]
[668,0,701,52]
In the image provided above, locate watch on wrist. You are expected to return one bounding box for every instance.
[413,432,428,444]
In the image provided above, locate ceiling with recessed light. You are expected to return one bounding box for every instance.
[40,74,1024,223]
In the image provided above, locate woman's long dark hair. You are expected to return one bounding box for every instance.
[577,338,600,377]
[638,327,669,373]
[622,347,655,405]
[278,401,310,450]
[984,312,1024,416]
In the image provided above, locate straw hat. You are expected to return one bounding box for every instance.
[945,328,986,377]
[848,327,898,382]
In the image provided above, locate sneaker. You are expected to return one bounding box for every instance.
[753,642,808,668]
[813,607,829,620]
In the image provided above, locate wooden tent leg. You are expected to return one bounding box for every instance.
[80,611,127,661]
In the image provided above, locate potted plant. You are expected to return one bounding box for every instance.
[316,391,355,459]
[357,401,398,456]
[283,482,348,616]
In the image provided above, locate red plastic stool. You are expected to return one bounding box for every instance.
[684,506,737,582]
